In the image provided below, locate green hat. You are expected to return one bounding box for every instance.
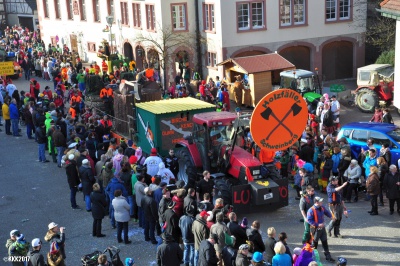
[225,233,234,246]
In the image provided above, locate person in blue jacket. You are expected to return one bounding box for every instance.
[9,99,21,136]
[363,148,378,201]
[306,196,335,263]
[106,176,128,229]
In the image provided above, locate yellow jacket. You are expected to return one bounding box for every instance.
[2,103,10,119]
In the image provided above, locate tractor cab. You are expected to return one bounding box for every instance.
[280,69,322,114]
[191,112,236,171]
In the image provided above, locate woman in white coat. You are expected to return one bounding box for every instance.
[112,189,131,244]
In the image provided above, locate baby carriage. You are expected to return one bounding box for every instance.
[81,246,124,266]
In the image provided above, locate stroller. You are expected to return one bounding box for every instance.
[81,246,124,266]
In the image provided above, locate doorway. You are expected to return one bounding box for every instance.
[123,42,134,61]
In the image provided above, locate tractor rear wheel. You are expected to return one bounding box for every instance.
[355,88,378,113]
[176,148,197,185]
[214,178,232,206]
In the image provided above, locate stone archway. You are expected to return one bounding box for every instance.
[147,48,160,70]
[175,50,190,78]
[123,42,134,61]
[279,46,311,70]
[322,41,353,80]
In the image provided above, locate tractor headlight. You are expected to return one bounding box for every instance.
[253,170,260,175]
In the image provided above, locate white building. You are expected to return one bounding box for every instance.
[37,0,367,84]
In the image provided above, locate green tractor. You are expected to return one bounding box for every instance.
[280,69,322,113]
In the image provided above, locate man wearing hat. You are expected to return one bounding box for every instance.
[179,204,196,266]
[65,153,81,209]
[235,244,250,266]
[157,233,183,266]
[27,238,45,266]
[79,158,96,211]
[344,159,362,203]
[163,200,180,244]
[193,210,210,266]
[144,147,163,177]
[141,187,158,244]
[306,196,335,263]
[299,185,316,244]
[327,176,348,238]
[198,233,219,266]
[6,229,29,266]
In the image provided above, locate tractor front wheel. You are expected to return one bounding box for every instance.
[355,88,378,113]
[214,178,232,206]
[176,147,197,186]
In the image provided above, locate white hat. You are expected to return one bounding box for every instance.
[68,154,74,160]
[68,142,78,148]
[206,211,213,222]
[10,229,20,237]
[82,159,89,165]
[351,159,358,165]
[31,238,41,247]
[48,222,58,230]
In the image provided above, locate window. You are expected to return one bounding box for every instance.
[43,0,49,18]
[87,42,96,53]
[237,1,265,31]
[326,0,351,22]
[203,4,215,32]
[352,130,368,143]
[146,4,156,31]
[370,131,391,147]
[66,0,73,20]
[132,3,141,28]
[107,0,114,17]
[280,0,306,27]
[80,0,86,20]
[120,2,129,25]
[54,0,61,19]
[207,52,217,67]
[172,4,187,31]
[93,0,100,22]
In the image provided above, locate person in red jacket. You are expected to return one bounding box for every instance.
[43,86,53,101]
[199,80,206,99]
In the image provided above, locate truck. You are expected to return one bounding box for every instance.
[280,69,322,112]
[354,64,394,113]
[108,95,288,213]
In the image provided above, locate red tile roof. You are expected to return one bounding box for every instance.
[217,53,295,74]
[380,0,400,11]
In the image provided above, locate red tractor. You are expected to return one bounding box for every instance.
[355,64,394,113]
[175,111,288,213]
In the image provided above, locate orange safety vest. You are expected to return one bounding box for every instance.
[259,149,275,164]
[106,88,114,98]
[94,65,101,75]
[102,61,108,72]
[71,95,82,103]
[69,107,76,118]
[100,88,108,98]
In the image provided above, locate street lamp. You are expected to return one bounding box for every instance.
[106,15,114,54]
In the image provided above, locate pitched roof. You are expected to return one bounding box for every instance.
[217,53,295,74]
[380,0,400,11]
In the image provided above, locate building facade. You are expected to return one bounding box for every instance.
[5,0,38,30]
[36,0,367,84]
